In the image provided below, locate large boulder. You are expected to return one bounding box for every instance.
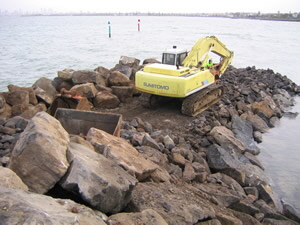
[108,209,168,225]
[93,90,120,109]
[210,126,246,153]
[272,88,295,111]
[9,112,70,194]
[57,69,74,81]
[33,77,57,97]
[71,70,104,85]
[251,100,274,118]
[119,56,140,68]
[0,186,107,225]
[111,64,133,79]
[0,167,28,191]
[7,84,38,105]
[86,128,158,181]
[70,83,98,98]
[127,182,216,225]
[5,90,29,106]
[231,115,261,155]
[244,112,269,132]
[60,142,138,214]
[206,144,267,187]
[108,71,130,87]
[112,86,134,102]
[19,103,47,119]
[34,86,54,105]
[0,102,12,119]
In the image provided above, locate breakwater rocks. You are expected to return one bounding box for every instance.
[1,56,300,224]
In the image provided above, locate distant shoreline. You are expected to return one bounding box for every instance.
[14,12,300,22]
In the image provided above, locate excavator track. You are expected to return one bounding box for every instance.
[181,84,223,116]
[139,93,161,108]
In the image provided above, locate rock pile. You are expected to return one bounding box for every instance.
[1,57,300,224]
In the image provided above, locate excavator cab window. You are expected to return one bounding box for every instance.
[177,52,188,66]
[162,53,176,65]
[162,52,188,66]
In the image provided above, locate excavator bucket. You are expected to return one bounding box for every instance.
[54,108,122,137]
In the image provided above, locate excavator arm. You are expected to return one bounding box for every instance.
[182,36,234,75]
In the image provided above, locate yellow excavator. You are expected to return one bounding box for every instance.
[135,36,234,116]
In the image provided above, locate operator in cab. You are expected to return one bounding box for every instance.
[203,59,214,69]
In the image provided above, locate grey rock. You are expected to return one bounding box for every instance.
[34,86,54,105]
[282,200,300,223]
[232,115,261,155]
[57,69,74,81]
[163,135,175,150]
[72,70,99,84]
[33,77,57,97]
[142,133,160,150]
[207,144,267,186]
[60,142,138,213]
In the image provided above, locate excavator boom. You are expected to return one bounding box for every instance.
[182,36,233,74]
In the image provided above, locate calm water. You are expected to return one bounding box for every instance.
[0,15,300,211]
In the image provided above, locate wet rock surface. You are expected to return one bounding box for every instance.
[0,57,300,224]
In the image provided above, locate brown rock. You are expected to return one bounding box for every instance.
[93,91,120,109]
[251,101,274,118]
[183,162,196,182]
[108,209,168,225]
[142,58,161,65]
[0,186,107,225]
[20,103,47,119]
[0,103,12,119]
[0,167,28,191]
[9,112,70,194]
[210,126,246,153]
[11,103,30,116]
[34,86,54,105]
[70,83,98,98]
[128,182,216,225]
[7,85,38,105]
[86,128,158,181]
[5,90,29,106]
[71,70,99,84]
[108,71,130,87]
[216,212,243,225]
[112,86,134,102]
[246,113,269,132]
[172,152,186,167]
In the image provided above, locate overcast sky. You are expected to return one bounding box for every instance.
[1,0,300,14]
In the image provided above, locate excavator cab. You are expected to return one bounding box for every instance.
[162,46,188,66]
